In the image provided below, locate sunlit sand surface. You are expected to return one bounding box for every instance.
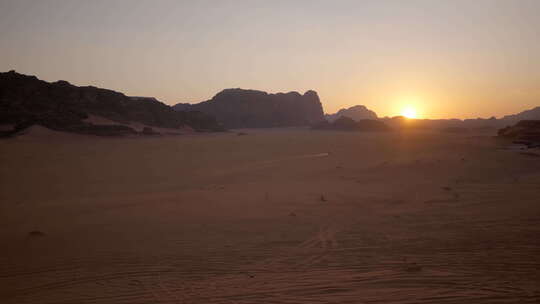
[1,129,539,303]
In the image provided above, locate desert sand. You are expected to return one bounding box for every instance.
[1,128,539,303]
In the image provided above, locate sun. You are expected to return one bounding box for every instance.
[401,107,418,119]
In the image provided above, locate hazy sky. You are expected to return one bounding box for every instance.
[1,0,539,118]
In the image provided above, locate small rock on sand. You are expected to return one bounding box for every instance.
[404,263,423,272]
[28,230,45,237]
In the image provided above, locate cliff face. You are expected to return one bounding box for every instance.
[174,88,325,128]
[0,71,223,135]
[325,105,378,122]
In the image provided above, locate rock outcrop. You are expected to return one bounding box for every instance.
[498,120,540,147]
[0,71,224,136]
[173,88,325,128]
[325,105,378,122]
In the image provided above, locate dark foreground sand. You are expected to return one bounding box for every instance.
[1,128,539,303]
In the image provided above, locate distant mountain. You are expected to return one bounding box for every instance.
[0,71,223,136]
[325,105,378,122]
[380,116,503,131]
[313,116,390,131]
[377,106,540,132]
[173,88,324,128]
[501,106,540,123]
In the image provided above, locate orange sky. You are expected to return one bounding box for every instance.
[1,0,539,118]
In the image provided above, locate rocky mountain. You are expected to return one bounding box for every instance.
[173,88,324,128]
[325,105,378,122]
[0,71,223,136]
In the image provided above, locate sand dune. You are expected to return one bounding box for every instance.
[1,129,539,303]
[84,115,195,135]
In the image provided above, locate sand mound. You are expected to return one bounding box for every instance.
[130,122,195,135]
[84,115,194,135]
[13,125,82,140]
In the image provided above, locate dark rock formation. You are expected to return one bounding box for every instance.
[142,127,159,136]
[0,70,224,136]
[313,116,391,131]
[325,105,378,122]
[498,120,540,147]
[173,88,324,128]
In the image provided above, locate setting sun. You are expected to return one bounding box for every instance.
[401,107,418,119]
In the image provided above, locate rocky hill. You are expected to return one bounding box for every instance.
[325,105,378,122]
[173,88,324,128]
[0,71,223,136]
[498,120,540,147]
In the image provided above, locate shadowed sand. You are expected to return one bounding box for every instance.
[1,129,539,303]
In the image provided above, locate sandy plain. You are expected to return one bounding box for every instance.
[1,128,539,303]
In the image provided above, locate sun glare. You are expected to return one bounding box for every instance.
[401,107,418,119]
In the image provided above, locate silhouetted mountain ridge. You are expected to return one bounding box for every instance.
[380,108,540,131]
[330,104,540,131]
[501,106,540,122]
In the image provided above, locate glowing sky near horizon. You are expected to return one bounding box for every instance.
[1,0,539,118]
